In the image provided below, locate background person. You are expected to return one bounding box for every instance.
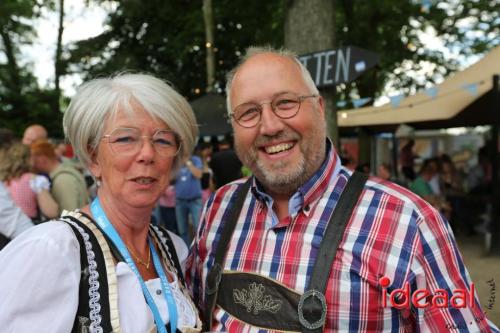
[0,128,34,249]
[174,153,203,245]
[22,124,48,145]
[0,73,202,332]
[0,182,34,250]
[0,142,59,222]
[399,138,418,181]
[209,138,242,189]
[195,141,214,204]
[30,140,89,213]
[157,183,178,234]
[187,46,497,332]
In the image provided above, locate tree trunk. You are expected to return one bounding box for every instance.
[0,28,27,118]
[203,0,215,93]
[54,0,65,114]
[284,0,338,147]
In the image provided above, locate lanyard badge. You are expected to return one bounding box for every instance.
[91,198,178,333]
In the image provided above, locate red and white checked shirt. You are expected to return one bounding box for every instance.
[7,173,37,219]
[187,142,498,332]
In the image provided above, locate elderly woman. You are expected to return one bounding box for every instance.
[0,73,202,332]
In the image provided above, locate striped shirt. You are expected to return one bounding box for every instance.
[187,142,498,332]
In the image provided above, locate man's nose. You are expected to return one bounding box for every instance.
[259,104,285,135]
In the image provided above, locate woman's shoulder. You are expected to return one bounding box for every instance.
[1,220,80,256]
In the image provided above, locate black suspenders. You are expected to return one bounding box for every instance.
[204,171,368,332]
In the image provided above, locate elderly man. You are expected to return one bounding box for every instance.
[187,47,498,332]
[22,124,48,145]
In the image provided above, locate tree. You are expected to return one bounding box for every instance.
[0,0,63,136]
[67,0,284,99]
[334,0,499,105]
[307,0,498,163]
[284,0,338,145]
[53,0,65,113]
[203,0,215,93]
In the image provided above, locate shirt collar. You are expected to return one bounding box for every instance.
[251,139,341,220]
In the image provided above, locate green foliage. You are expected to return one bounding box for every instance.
[1,0,498,136]
[334,0,499,104]
[67,0,284,99]
[0,0,62,136]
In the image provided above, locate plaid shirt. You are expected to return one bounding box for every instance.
[187,142,498,332]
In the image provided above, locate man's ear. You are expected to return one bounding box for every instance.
[316,95,325,118]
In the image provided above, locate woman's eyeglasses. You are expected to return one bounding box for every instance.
[102,128,181,157]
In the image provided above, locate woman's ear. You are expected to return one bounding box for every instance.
[88,145,101,179]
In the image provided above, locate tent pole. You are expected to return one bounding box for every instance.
[392,133,399,179]
[489,74,500,255]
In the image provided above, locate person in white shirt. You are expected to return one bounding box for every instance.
[0,181,33,240]
[0,128,34,243]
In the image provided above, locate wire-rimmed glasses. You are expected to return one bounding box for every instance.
[102,127,181,157]
[230,92,318,128]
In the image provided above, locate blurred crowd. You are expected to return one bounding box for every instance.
[0,124,244,248]
[2,124,494,248]
[342,138,495,237]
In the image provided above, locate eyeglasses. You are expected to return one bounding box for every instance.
[230,92,318,128]
[102,127,181,157]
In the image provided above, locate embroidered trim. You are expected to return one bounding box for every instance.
[233,282,282,315]
[151,225,179,278]
[62,210,121,332]
[61,217,103,333]
[150,225,203,332]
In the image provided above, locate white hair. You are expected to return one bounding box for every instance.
[63,73,198,174]
[225,45,319,116]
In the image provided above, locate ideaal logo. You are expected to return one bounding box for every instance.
[379,276,475,309]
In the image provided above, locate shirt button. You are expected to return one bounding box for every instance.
[156,289,162,295]
[304,205,310,212]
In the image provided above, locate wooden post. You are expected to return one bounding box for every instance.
[489,74,500,255]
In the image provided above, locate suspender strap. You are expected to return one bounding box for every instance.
[299,171,368,332]
[63,216,115,333]
[203,178,252,331]
[203,172,368,332]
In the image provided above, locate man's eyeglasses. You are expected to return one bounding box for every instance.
[230,92,318,128]
[102,127,181,157]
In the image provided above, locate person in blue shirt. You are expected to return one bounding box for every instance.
[174,154,203,244]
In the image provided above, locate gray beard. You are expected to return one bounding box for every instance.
[254,151,309,195]
[237,138,326,197]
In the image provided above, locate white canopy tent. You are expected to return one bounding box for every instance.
[338,45,500,130]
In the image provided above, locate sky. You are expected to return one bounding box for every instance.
[22,0,109,96]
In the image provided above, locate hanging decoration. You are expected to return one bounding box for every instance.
[352,97,372,108]
[334,78,486,112]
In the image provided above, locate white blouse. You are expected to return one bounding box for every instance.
[0,220,197,332]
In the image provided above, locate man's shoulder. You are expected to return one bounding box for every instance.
[207,178,249,204]
[361,173,440,223]
[362,173,428,208]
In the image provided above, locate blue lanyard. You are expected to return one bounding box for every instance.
[90,198,178,333]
